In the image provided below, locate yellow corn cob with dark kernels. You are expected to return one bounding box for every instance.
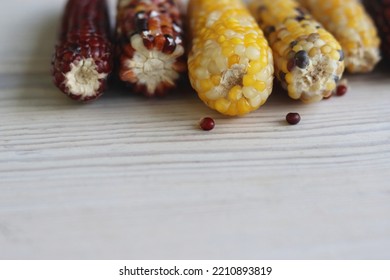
[187,0,274,116]
[299,0,381,73]
[116,0,186,97]
[363,0,390,61]
[249,0,345,103]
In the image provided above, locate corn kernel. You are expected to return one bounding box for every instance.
[228,54,241,67]
[253,81,266,92]
[210,75,221,86]
[248,61,262,74]
[321,45,332,54]
[199,79,214,92]
[237,98,252,115]
[243,75,256,87]
[215,98,231,113]
[228,85,243,101]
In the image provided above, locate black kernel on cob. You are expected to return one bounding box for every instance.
[52,0,114,102]
[116,0,186,97]
[364,0,390,61]
[249,0,345,103]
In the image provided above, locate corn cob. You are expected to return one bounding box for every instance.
[248,0,345,103]
[116,0,186,97]
[299,0,381,73]
[52,0,113,102]
[188,0,274,116]
[363,0,390,61]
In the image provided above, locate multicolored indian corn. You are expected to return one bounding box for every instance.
[248,0,345,103]
[52,0,113,102]
[299,0,381,73]
[363,0,390,61]
[188,0,274,116]
[116,0,186,97]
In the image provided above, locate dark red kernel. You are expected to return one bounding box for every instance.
[199,117,215,131]
[143,34,155,49]
[287,59,296,71]
[336,85,348,96]
[286,113,301,125]
[163,34,176,54]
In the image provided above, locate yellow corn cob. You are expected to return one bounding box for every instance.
[187,0,274,116]
[299,0,381,73]
[248,0,345,102]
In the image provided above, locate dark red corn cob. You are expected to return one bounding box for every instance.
[116,0,186,97]
[364,0,390,61]
[52,0,113,102]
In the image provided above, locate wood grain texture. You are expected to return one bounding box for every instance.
[0,0,390,260]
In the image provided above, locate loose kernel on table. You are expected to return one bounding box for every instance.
[336,85,348,96]
[286,113,301,125]
[199,117,215,131]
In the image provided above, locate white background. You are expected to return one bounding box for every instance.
[0,0,389,259]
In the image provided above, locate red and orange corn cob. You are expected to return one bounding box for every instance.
[364,0,390,61]
[299,0,381,73]
[52,0,113,102]
[116,0,186,97]
[188,0,274,116]
[249,0,345,102]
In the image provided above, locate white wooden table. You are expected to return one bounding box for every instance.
[1,0,390,260]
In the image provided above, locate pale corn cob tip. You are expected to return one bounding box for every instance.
[188,0,274,116]
[249,0,345,103]
[116,0,186,97]
[63,58,108,98]
[299,0,381,73]
[52,0,113,102]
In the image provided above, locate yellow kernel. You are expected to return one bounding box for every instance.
[328,41,339,49]
[281,60,289,73]
[293,45,303,52]
[199,79,214,92]
[225,103,238,116]
[222,46,234,57]
[218,35,226,43]
[237,98,252,115]
[215,98,231,114]
[329,50,340,61]
[287,84,300,99]
[228,54,240,67]
[309,48,320,57]
[211,75,221,86]
[228,85,243,101]
[198,90,207,101]
[230,38,243,45]
[259,55,268,66]
[345,42,356,51]
[248,61,262,74]
[253,81,266,92]
[244,36,257,45]
[285,73,293,84]
[243,75,256,87]
[321,45,332,54]
[326,81,336,91]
